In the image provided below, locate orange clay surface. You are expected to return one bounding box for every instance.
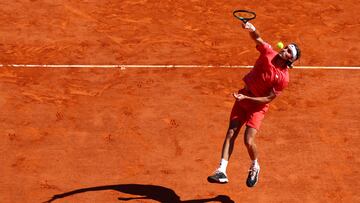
[0,1,360,203]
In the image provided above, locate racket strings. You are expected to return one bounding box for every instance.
[235,12,255,19]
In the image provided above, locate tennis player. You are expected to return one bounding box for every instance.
[207,22,301,187]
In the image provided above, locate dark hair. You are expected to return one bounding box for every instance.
[287,43,301,68]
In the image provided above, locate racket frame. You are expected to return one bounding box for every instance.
[233,10,256,23]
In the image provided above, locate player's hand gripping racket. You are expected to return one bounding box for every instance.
[233,10,256,23]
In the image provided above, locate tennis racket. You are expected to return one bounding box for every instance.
[233,10,256,23]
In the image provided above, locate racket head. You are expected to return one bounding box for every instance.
[233,10,256,23]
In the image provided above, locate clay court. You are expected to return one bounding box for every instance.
[0,0,359,203]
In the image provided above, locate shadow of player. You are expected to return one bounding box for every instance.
[44,184,234,203]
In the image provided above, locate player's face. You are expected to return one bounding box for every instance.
[278,46,293,61]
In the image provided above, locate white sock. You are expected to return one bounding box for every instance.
[218,159,228,173]
[252,159,260,169]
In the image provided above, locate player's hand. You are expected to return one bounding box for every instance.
[233,92,247,101]
[242,22,256,32]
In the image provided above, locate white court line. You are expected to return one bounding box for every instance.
[0,64,359,70]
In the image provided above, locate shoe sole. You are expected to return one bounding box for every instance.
[207,176,229,184]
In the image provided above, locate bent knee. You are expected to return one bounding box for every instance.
[226,128,238,139]
[244,138,256,148]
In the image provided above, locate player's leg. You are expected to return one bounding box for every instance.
[244,126,258,161]
[208,119,242,184]
[208,97,248,184]
[244,126,260,187]
[222,119,241,161]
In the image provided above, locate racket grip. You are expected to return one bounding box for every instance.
[244,22,256,32]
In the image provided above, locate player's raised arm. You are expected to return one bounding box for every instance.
[242,22,265,45]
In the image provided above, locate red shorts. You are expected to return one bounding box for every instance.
[230,88,269,130]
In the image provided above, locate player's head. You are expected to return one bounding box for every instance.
[279,43,301,68]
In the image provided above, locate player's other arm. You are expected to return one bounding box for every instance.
[242,22,265,46]
[233,90,276,104]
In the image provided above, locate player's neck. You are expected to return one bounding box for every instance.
[272,55,288,69]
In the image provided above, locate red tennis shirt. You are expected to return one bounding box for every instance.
[243,43,289,97]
